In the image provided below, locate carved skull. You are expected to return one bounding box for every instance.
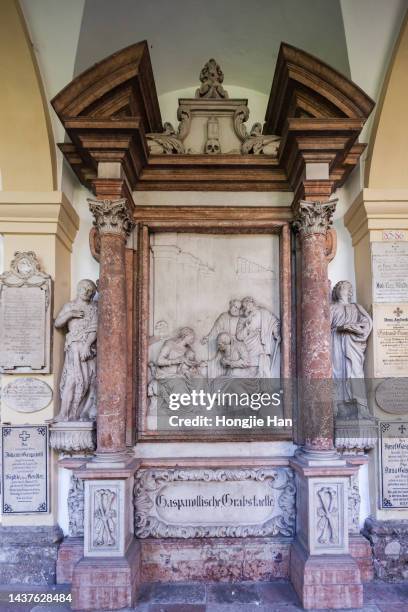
[205,139,221,154]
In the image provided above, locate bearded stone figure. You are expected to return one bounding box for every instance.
[54,279,98,422]
[330,280,372,417]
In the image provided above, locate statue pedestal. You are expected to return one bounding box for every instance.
[70,458,140,611]
[49,421,96,455]
[335,417,378,455]
[289,455,363,610]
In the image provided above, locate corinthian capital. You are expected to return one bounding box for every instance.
[293,200,337,237]
[88,198,135,238]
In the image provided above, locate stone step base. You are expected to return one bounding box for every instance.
[290,540,363,610]
[0,525,63,586]
[57,536,292,585]
[56,537,83,584]
[349,534,374,582]
[141,537,292,582]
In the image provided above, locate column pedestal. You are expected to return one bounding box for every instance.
[290,457,363,609]
[71,459,140,611]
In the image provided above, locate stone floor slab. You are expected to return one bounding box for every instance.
[207,583,261,605]
[257,579,301,605]
[138,583,206,605]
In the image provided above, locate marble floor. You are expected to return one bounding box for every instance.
[0,580,407,612]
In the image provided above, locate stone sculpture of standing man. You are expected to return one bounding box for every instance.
[331,280,372,416]
[54,279,98,422]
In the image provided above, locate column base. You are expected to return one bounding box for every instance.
[290,540,363,610]
[71,538,141,611]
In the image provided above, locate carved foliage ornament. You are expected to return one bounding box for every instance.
[293,200,337,236]
[134,467,296,539]
[88,198,135,238]
[234,106,280,155]
[68,474,84,537]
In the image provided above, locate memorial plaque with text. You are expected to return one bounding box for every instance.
[0,252,51,373]
[134,467,296,538]
[380,422,408,509]
[372,241,408,303]
[373,304,408,377]
[2,377,53,413]
[1,425,49,514]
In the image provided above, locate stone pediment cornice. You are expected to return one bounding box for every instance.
[51,42,374,198]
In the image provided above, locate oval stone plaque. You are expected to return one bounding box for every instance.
[376,378,408,415]
[2,377,53,413]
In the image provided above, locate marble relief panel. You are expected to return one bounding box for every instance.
[147,233,281,433]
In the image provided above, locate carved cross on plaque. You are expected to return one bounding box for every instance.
[394,307,403,318]
[398,424,407,435]
[19,431,31,444]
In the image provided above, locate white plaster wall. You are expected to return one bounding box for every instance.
[58,467,71,535]
[71,185,99,295]
[0,234,3,274]
[19,0,85,194]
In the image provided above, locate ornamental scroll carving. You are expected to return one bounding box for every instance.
[134,467,296,539]
[88,198,135,238]
[68,474,84,537]
[293,200,337,236]
[316,486,340,545]
[145,60,280,156]
[93,487,118,548]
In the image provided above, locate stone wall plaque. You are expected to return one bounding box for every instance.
[134,467,296,538]
[373,304,408,377]
[0,252,52,373]
[376,379,408,415]
[372,242,408,303]
[2,378,53,413]
[380,422,408,509]
[1,425,49,514]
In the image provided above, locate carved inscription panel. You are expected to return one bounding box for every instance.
[0,252,51,373]
[1,425,49,514]
[134,467,295,538]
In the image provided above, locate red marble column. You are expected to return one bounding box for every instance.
[295,200,337,453]
[88,197,135,460]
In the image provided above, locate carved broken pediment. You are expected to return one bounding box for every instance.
[146,61,280,156]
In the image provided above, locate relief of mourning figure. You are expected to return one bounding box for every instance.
[214,332,250,377]
[202,299,242,377]
[331,280,373,417]
[152,326,206,401]
[54,279,98,422]
[236,296,281,378]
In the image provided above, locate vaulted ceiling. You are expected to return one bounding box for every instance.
[74,0,350,96]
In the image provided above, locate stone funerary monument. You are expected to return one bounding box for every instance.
[1,38,408,612]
